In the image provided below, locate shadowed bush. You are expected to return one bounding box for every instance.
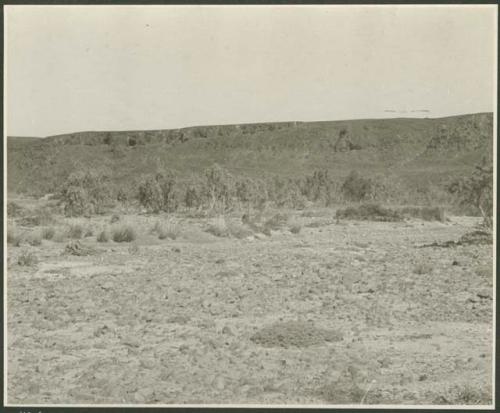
[205,216,230,237]
[399,206,445,222]
[336,203,403,222]
[97,230,110,242]
[341,170,374,202]
[112,224,137,242]
[60,170,111,216]
[7,227,23,247]
[7,201,25,217]
[264,213,289,230]
[18,250,38,266]
[18,207,55,227]
[67,224,84,239]
[41,227,55,240]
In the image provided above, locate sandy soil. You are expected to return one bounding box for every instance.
[6,210,494,405]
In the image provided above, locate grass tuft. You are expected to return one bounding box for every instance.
[67,224,84,239]
[18,249,38,266]
[97,230,110,242]
[112,224,137,242]
[41,227,56,240]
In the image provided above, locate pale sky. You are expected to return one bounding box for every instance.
[5,5,498,137]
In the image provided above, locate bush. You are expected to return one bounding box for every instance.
[7,201,24,217]
[112,225,137,242]
[60,170,111,216]
[138,171,178,213]
[202,164,235,212]
[154,220,180,240]
[18,250,38,266]
[205,217,230,237]
[7,227,22,247]
[26,232,42,246]
[41,227,55,240]
[227,221,254,239]
[447,162,493,228]
[341,170,373,202]
[399,206,445,222]
[128,244,140,255]
[336,203,403,222]
[290,223,302,234]
[67,224,84,239]
[97,230,110,242]
[18,207,55,227]
[264,213,289,230]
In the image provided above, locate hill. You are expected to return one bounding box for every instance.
[6,113,493,197]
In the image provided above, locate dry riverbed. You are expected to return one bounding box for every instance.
[6,209,494,405]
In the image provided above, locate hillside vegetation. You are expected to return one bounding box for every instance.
[7,113,493,214]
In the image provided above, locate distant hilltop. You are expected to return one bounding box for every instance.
[7,112,493,196]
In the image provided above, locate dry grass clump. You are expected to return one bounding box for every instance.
[399,206,445,222]
[67,224,84,239]
[7,226,23,247]
[7,201,25,217]
[65,240,97,256]
[250,321,342,348]
[97,230,110,243]
[112,224,137,242]
[227,221,254,239]
[205,216,230,237]
[26,232,42,246]
[41,227,56,240]
[289,222,302,234]
[18,249,38,266]
[475,265,492,279]
[413,262,433,275]
[264,212,289,231]
[152,219,181,240]
[18,205,57,227]
[336,203,402,222]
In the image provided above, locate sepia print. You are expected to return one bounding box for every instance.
[4,4,496,407]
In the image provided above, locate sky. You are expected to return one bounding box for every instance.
[4,5,498,137]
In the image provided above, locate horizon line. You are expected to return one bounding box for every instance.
[6,110,494,139]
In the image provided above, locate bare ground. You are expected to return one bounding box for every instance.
[6,209,493,405]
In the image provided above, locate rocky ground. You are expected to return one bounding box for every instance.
[6,206,494,405]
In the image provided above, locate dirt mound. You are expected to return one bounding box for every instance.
[250,321,342,348]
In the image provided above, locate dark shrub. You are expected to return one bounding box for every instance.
[7,201,24,217]
[60,170,111,216]
[336,203,402,222]
[18,250,38,266]
[138,170,178,213]
[341,171,373,202]
[447,162,493,228]
[41,227,56,240]
[112,225,137,242]
[67,224,84,239]
[97,230,110,242]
